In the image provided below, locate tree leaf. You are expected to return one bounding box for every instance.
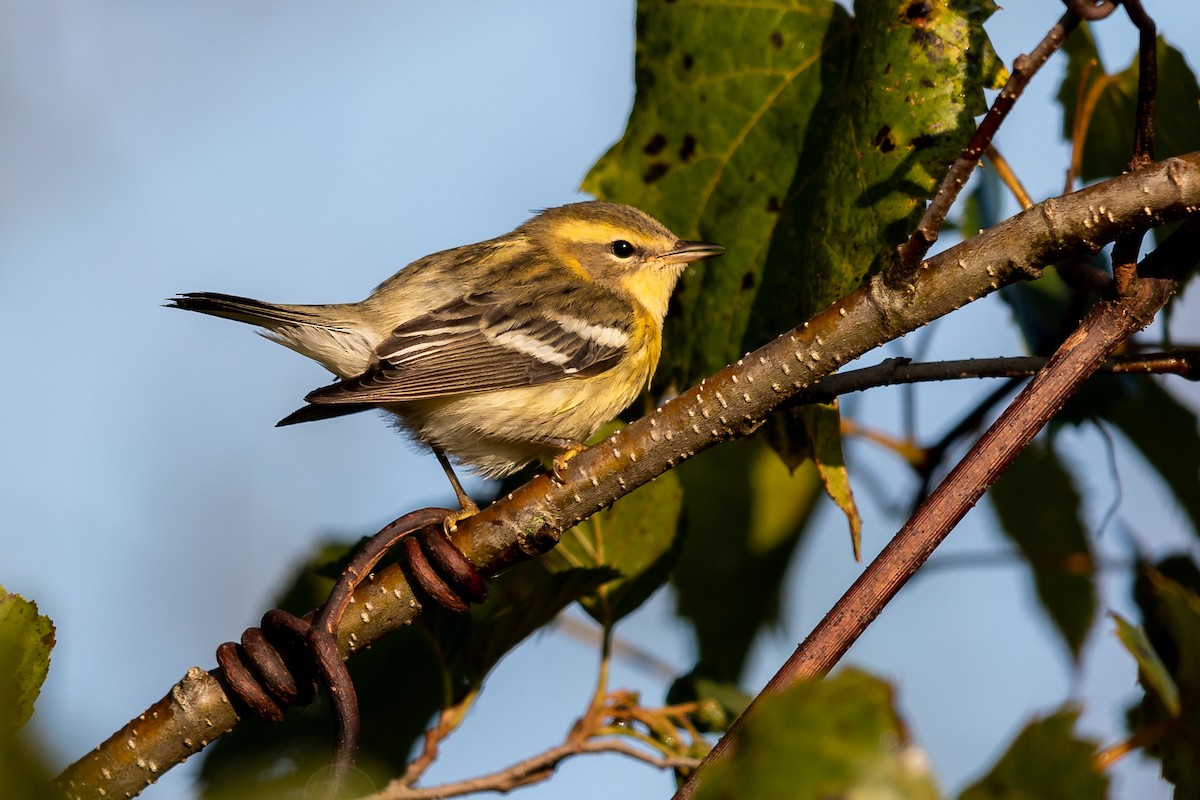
[751,0,1002,338]
[1112,611,1180,718]
[584,0,851,389]
[1127,559,1200,798]
[957,709,1106,800]
[694,669,940,800]
[672,438,822,682]
[1096,379,1200,539]
[0,586,54,734]
[801,401,863,560]
[584,0,998,390]
[543,470,685,626]
[1059,25,1200,183]
[988,442,1097,662]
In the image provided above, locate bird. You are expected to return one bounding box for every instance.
[169,201,724,518]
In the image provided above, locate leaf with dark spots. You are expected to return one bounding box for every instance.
[643,133,668,155]
[871,125,896,152]
[741,272,756,290]
[911,132,938,149]
[910,27,944,59]
[585,0,1001,390]
[679,134,696,161]
[642,162,669,183]
[904,1,932,22]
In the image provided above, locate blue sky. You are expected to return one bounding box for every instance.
[2,2,1199,798]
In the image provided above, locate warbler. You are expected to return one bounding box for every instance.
[169,201,723,513]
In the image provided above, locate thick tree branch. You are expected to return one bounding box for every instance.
[58,154,1200,799]
[674,214,1200,800]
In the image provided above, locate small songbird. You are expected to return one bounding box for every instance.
[170,201,724,516]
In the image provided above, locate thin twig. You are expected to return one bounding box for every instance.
[793,350,1200,407]
[371,739,701,800]
[1122,0,1157,168]
[1094,721,1175,770]
[986,145,1033,210]
[1112,0,1159,293]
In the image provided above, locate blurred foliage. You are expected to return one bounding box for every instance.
[0,587,54,735]
[988,442,1097,662]
[0,587,56,800]
[542,470,685,626]
[672,438,822,682]
[956,710,1107,800]
[1059,25,1200,184]
[1125,558,1200,798]
[693,670,941,800]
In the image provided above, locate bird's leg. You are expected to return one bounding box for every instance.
[543,437,590,483]
[433,447,480,530]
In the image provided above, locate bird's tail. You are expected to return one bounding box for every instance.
[167,292,325,329]
[168,292,377,378]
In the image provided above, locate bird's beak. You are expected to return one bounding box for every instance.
[662,240,726,266]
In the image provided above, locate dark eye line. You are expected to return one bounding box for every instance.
[610,239,636,258]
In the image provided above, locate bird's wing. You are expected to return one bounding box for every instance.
[303,291,631,405]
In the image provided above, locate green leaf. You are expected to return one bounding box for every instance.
[543,470,685,625]
[1128,559,1200,798]
[0,734,56,800]
[1098,379,1200,539]
[800,401,863,560]
[673,438,822,681]
[694,669,940,800]
[456,564,618,684]
[0,587,55,734]
[1059,26,1200,183]
[751,0,1001,337]
[1112,611,1180,718]
[988,442,1096,661]
[584,0,998,390]
[584,0,850,389]
[1055,375,1200,539]
[957,709,1106,800]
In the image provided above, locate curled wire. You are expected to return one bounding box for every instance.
[214,507,490,797]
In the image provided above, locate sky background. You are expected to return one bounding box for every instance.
[2,2,1199,798]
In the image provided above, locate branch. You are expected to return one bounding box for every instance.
[58,154,1200,799]
[673,214,1200,800]
[792,349,1200,405]
[368,739,698,800]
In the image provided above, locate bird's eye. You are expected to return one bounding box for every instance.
[610,240,636,258]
